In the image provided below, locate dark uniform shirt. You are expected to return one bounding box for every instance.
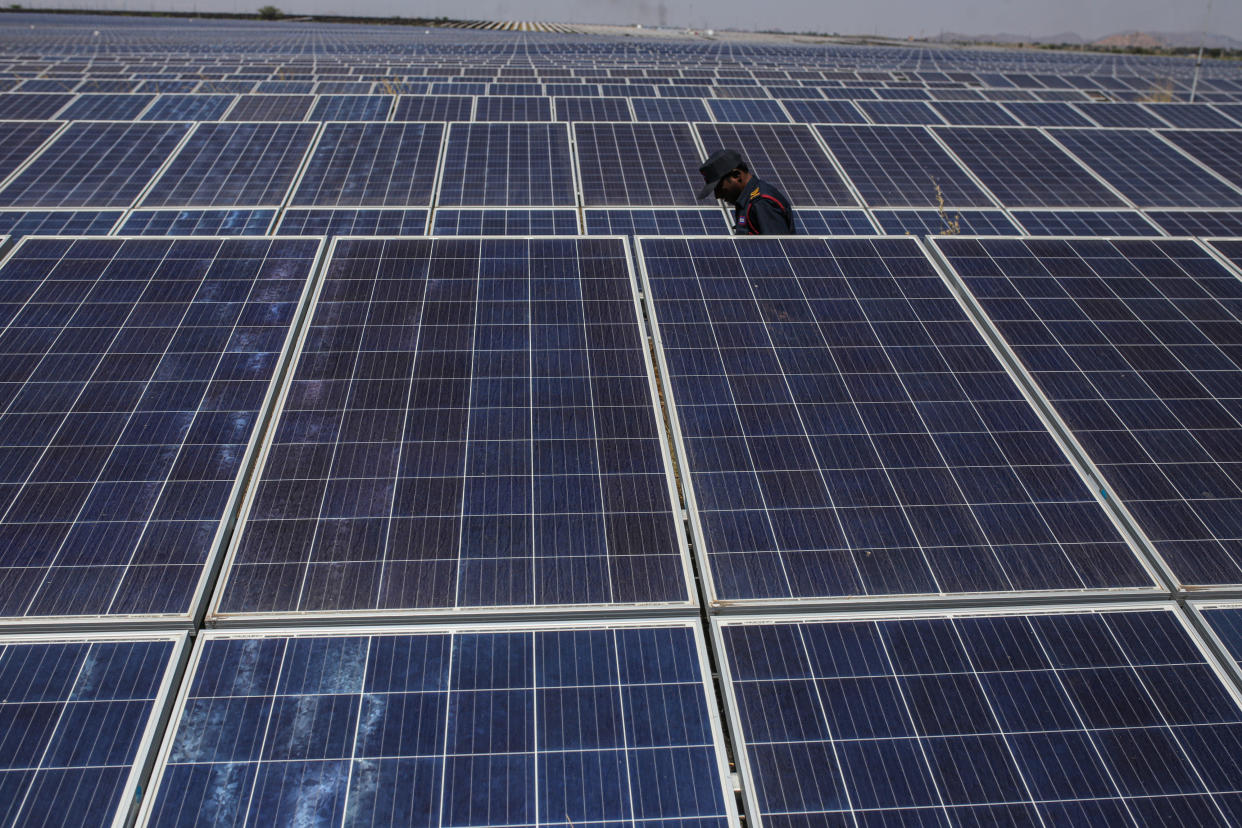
[731,176,795,235]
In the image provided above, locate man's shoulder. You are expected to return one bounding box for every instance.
[752,178,792,207]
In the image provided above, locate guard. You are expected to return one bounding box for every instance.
[698,148,795,235]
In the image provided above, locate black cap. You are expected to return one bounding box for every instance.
[698,148,744,200]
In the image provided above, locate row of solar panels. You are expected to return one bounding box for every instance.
[3,233,1242,629]
[3,121,1242,214]
[8,601,1242,827]
[7,91,1242,122]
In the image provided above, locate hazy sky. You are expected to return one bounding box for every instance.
[28,0,1242,39]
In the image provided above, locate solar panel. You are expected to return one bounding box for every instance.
[1144,104,1239,130]
[0,122,190,209]
[393,94,473,121]
[930,100,1021,126]
[474,95,552,121]
[583,208,731,240]
[718,606,1242,826]
[0,121,62,181]
[794,209,878,234]
[308,94,394,121]
[290,123,443,208]
[695,123,858,207]
[1147,210,1242,236]
[857,100,945,125]
[0,236,323,622]
[430,208,579,235]
[275,208,429,236]
[554,96,632,121]
[935,127,1127,208]
[781,98,867,124]
[141,122,318,208]
[1011,209,1162,236]
[706,98,790,123]
[212,237,691,619]
[629,96,711,122]
[0,208,122,238]
[118,208,276,235]
[999,101,1094,127]
[936,236,1242,589]
[0,631,185,827]
[0,93,74,120]
[1049,128,1242,209]
[1074,102,1170,128]
[575,123,704,207]
[1159,130,1242,192]
[437,123,576,207]
[641,236,1154,604]
[814,125,993,208]
[55,93,154,121]
[871,208,1019,235]
[141,622,735,828]
[224,94,313,121]
[139,93,235,121]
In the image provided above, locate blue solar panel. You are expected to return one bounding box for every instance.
[291,123,443,207]
[642,236,1152,603]
[554,96,632,121]
[794,209,877,234]
[0,93,74,120]
[872,208,1019,235]
[857,100,945,125]
[781,98,867,124]
[437,124,576,207]
[224,94,313,121]
[474,95,552,121]
[56,93,154,120]
[696,123,858,208]
[392,95,472,121]
[930,100,1021,126]
[575,123,704,207]
[275,208,429,236]
[1159,130,1242,193]
[430,208,578,235]
[140,94,235,121]
[815,125,994,208]
[142,122,317,208]
[936,127,1127,208]
[1074,102,1169,128]
[1145,104,1238,129]
[583,208,731,238]
[0,122,190,209]
[0,236,322,621]
[630,96,710,122]
[720,607,1242,826]
[143,623,733,828]
[1147,210,1242,236]
[0,209,121,238]
[0,121,61,181]
[706,98,789,123]
[937,236,1242,589]
[0,632,183,826]
[213,237,690,618]
[1012,209,1161,236]
[118,208,275,235]
[1000,101,1094,127]
[308,94,393,121]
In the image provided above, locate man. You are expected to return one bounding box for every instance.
[698,148,795,235]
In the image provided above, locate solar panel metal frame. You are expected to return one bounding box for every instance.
[0,629,189,828]
[711,601,1242,828]
[0,234,330,630]
[136,618,740,828]
[207,234,697,627]
[637,235,1165,612]
[1187,599,1242,698]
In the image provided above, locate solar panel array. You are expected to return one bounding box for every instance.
[2,13,1242,825]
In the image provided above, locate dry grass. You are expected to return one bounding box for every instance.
[932,180,962,235]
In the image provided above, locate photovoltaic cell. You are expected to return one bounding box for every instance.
[794,209,877,234]
[308,94,393,121]
[575,123,704,207]
[55,94,153,121]
[142,623,733,828]
[930,100,1021,126]
[696,123,858,207]
[275,208,429,237]
[937,236,1242,588]
[213,237,689,618]
[291,122,443,207]
[0,122,190,209]
[0,632,183,827]
[554,96,632,121]
[391,95,472,121]
[857,100,945,125]
[118,208,276,236]
[224,94,313,121]
[1011,209,1161,236]
[706,98,789,123]
[0,209,122,239]
[872,208,1020,236]
[1159,130,1242,192]
[583,208,731,238]
[642,236,1152,604]
[935,127,1127,208]
[719,607,1242,827]
[139,94,235,121]
[0,236,321,621]
[629,97,710,122]
[1074,102,1169,128]
[780,98,867,124]
[0,121,63,181]
[999,101,1094,128]
[1144,104,1238,130]
[473,96,552,121]
[142,122,318,208]
[430,209,578,235]
[1147,211,1242,237]
[814,125,993,208]
[437,123,576,207]
[0,93,74,120]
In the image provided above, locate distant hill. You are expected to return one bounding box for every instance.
[933,30,1242,50]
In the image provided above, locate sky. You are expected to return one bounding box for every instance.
[20,0,1242,40]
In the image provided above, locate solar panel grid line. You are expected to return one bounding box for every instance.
[710,601,1242,828]
[135,618,740,828]
[207,235,696,623]
[927,234,1242,593]
[0,234,329,627]
[0,629,189,828]
[640,234,1165,607]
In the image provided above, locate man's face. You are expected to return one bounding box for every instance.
[714,169,746,204]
